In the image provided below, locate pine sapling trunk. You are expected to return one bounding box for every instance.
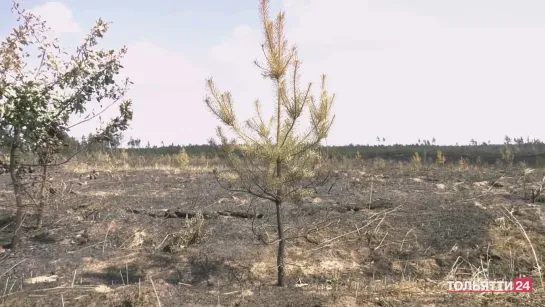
[35,164,48,229]
[275,158,285,287]
[9,136,24,249]
[274,79,286,287]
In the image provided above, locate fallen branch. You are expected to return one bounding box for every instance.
[125,208,263,219]
[312,205,401,251]
[217,210,263,219]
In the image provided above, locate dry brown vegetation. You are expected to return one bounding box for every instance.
[0,156,543,306]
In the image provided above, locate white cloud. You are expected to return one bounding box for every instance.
[57,0,545,145]
[69,41,214,146]
[207,25,274,121]
[204,0,545,145]
[30,2,81,34]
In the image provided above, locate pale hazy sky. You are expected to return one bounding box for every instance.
[1,0,545,146]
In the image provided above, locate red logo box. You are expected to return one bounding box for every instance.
[513,278,532,292]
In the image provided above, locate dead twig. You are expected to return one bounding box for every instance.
[102,220,115,255]
[149,276,162,307]
[312,205,401,251]
[399,228,414,252]
[0,221,13,233]
[71,270,77,288]
[369,176,374,209]
[465,166,513,202]
[501,204,544,289]
[155,234,170,250]
[0,259,26,279]
[373,231,388,251]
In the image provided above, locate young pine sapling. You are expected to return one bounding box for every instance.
[203,0,335,287]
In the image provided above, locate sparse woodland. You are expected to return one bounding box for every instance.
[0,1,544,306]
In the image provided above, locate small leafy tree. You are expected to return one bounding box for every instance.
[500,136,515,166]
[436,150,445,166]
[0,2,133,248]
[203,0,335,286]
[458,157,469,170]
[354,150,362,160]
[411,152,422,167]
[174,148,190,168]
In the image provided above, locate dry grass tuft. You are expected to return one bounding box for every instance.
[163,211,206,253]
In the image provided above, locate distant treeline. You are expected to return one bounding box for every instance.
[14,133,545,166]
[173,143,545,166]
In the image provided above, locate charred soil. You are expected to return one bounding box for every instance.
[0,162,543,306]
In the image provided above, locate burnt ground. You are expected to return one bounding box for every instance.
[0,161,544,306]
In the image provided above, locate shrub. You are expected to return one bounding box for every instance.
[412,152,422,167]
[436,150,446,166]
[167,211,205,252]
[174,149,190,168]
